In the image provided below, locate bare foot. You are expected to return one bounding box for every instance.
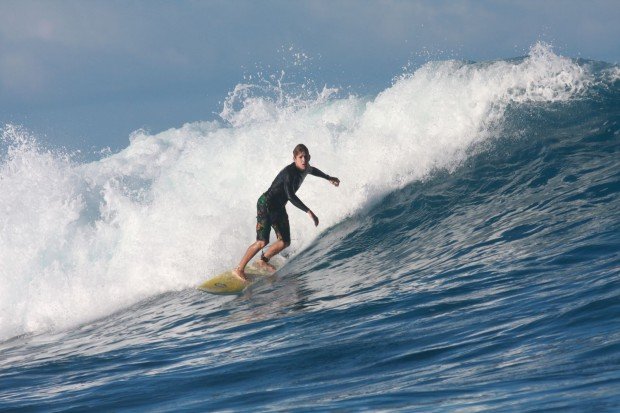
[233,267,247,281]
[254,259,276,273]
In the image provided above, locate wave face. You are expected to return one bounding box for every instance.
[1,44,619,410]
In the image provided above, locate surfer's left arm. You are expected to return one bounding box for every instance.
[310,167,340,187]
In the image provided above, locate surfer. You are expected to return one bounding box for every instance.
[233,144,340,280]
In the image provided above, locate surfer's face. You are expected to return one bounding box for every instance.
[294,152,310,171]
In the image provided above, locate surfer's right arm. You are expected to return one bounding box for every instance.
[307,210,319,226]
[283,178,311,213]
[282,173,319,226]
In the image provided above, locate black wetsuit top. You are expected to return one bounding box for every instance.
[264,163,331,212]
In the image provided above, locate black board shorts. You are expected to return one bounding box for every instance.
[256,193,291,244]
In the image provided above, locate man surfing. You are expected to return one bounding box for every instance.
[233,144,340,280]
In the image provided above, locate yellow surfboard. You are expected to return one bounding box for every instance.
[198,263,278,295]
[197,270,248,294]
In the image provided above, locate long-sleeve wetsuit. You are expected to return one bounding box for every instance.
[264,163,332,212]
[255,163,331,244]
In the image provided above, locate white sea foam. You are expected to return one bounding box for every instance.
[0,43,591,339]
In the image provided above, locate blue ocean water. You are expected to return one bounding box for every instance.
[1,45,619,411]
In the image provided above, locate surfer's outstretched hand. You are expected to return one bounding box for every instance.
[308,210,319,226]
[329,177,340,187]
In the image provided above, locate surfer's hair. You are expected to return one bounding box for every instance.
[293,144,309,157]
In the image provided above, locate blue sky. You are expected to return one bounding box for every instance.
[1,0,619,151]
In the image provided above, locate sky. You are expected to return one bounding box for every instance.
[1,0,619,152]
